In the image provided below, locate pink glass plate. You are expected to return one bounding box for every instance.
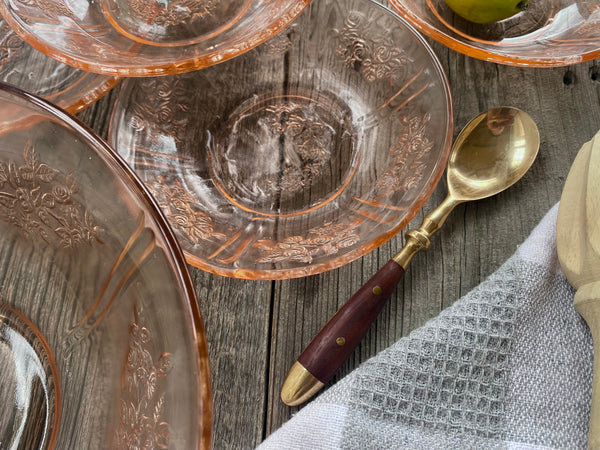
[0,0,311,76]
[0,18,118,113]
[0,82,211,449]
[109,0,454,279]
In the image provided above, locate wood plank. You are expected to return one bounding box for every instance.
[192,270,272,449]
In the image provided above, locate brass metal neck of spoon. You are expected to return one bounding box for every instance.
[393,195,462,269]
[394,107,540,270]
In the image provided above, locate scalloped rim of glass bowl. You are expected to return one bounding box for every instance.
[43,72,120,114]
[388,0,600,67]
[0,82,213,449]
[0,0,312,76]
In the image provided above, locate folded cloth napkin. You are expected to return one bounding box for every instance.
[259,203,593,449]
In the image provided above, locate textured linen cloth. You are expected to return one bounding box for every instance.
[259,203,594,449]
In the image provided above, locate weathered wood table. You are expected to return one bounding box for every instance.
[76,3,600,447]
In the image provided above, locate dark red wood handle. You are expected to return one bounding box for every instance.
[297,259,405,384]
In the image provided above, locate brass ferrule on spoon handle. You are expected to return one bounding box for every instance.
[393,195,462,269]
[281,196,463,406]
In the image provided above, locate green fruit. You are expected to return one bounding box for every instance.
[444,0,529,24]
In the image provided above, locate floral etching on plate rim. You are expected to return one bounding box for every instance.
[0,21,25,69]
[336,11,413,83]
[373,113,434,201]
[0,144,103,248]
[254,219,361,264]
[16,0,73,19]
[129,77,192,145]
[115,306,173,449]
[147,176,225,245]
[127,0,218,27]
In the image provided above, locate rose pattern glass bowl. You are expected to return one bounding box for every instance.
[0,83,212,449]
[0,0,310,76]
[0,18,118,113]
[109,0,454,279]
[389,0,600,66]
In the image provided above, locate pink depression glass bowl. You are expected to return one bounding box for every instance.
[389,0,600,67]
[109,0,453,280]
[0,83,212,449]
[0,18,119,113]
[0,0,311,76]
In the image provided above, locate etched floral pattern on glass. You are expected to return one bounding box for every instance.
[115,307,173,450]
[0,144,103,247]
[336,12,413,83]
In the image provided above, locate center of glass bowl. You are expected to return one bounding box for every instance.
[208,93,359,217]
[0,302,59,450]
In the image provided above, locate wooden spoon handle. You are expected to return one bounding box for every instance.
[574,282,600,448]
[280,260,404,405]
[280,199,460,406]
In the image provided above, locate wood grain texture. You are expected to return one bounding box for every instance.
[71,12,600,450]
[191,270,272,448]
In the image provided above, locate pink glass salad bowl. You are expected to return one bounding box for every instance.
[0,0,311,76]
[109,0,454,279]
[389,0,600,66]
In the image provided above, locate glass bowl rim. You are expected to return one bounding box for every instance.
[0,0,312,76]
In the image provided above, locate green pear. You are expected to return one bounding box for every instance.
[444,0,529,24]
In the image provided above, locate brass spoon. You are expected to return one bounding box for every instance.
[281,107,540,406]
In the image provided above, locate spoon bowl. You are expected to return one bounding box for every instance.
[448,107,540,201]
[281,107,539,406]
